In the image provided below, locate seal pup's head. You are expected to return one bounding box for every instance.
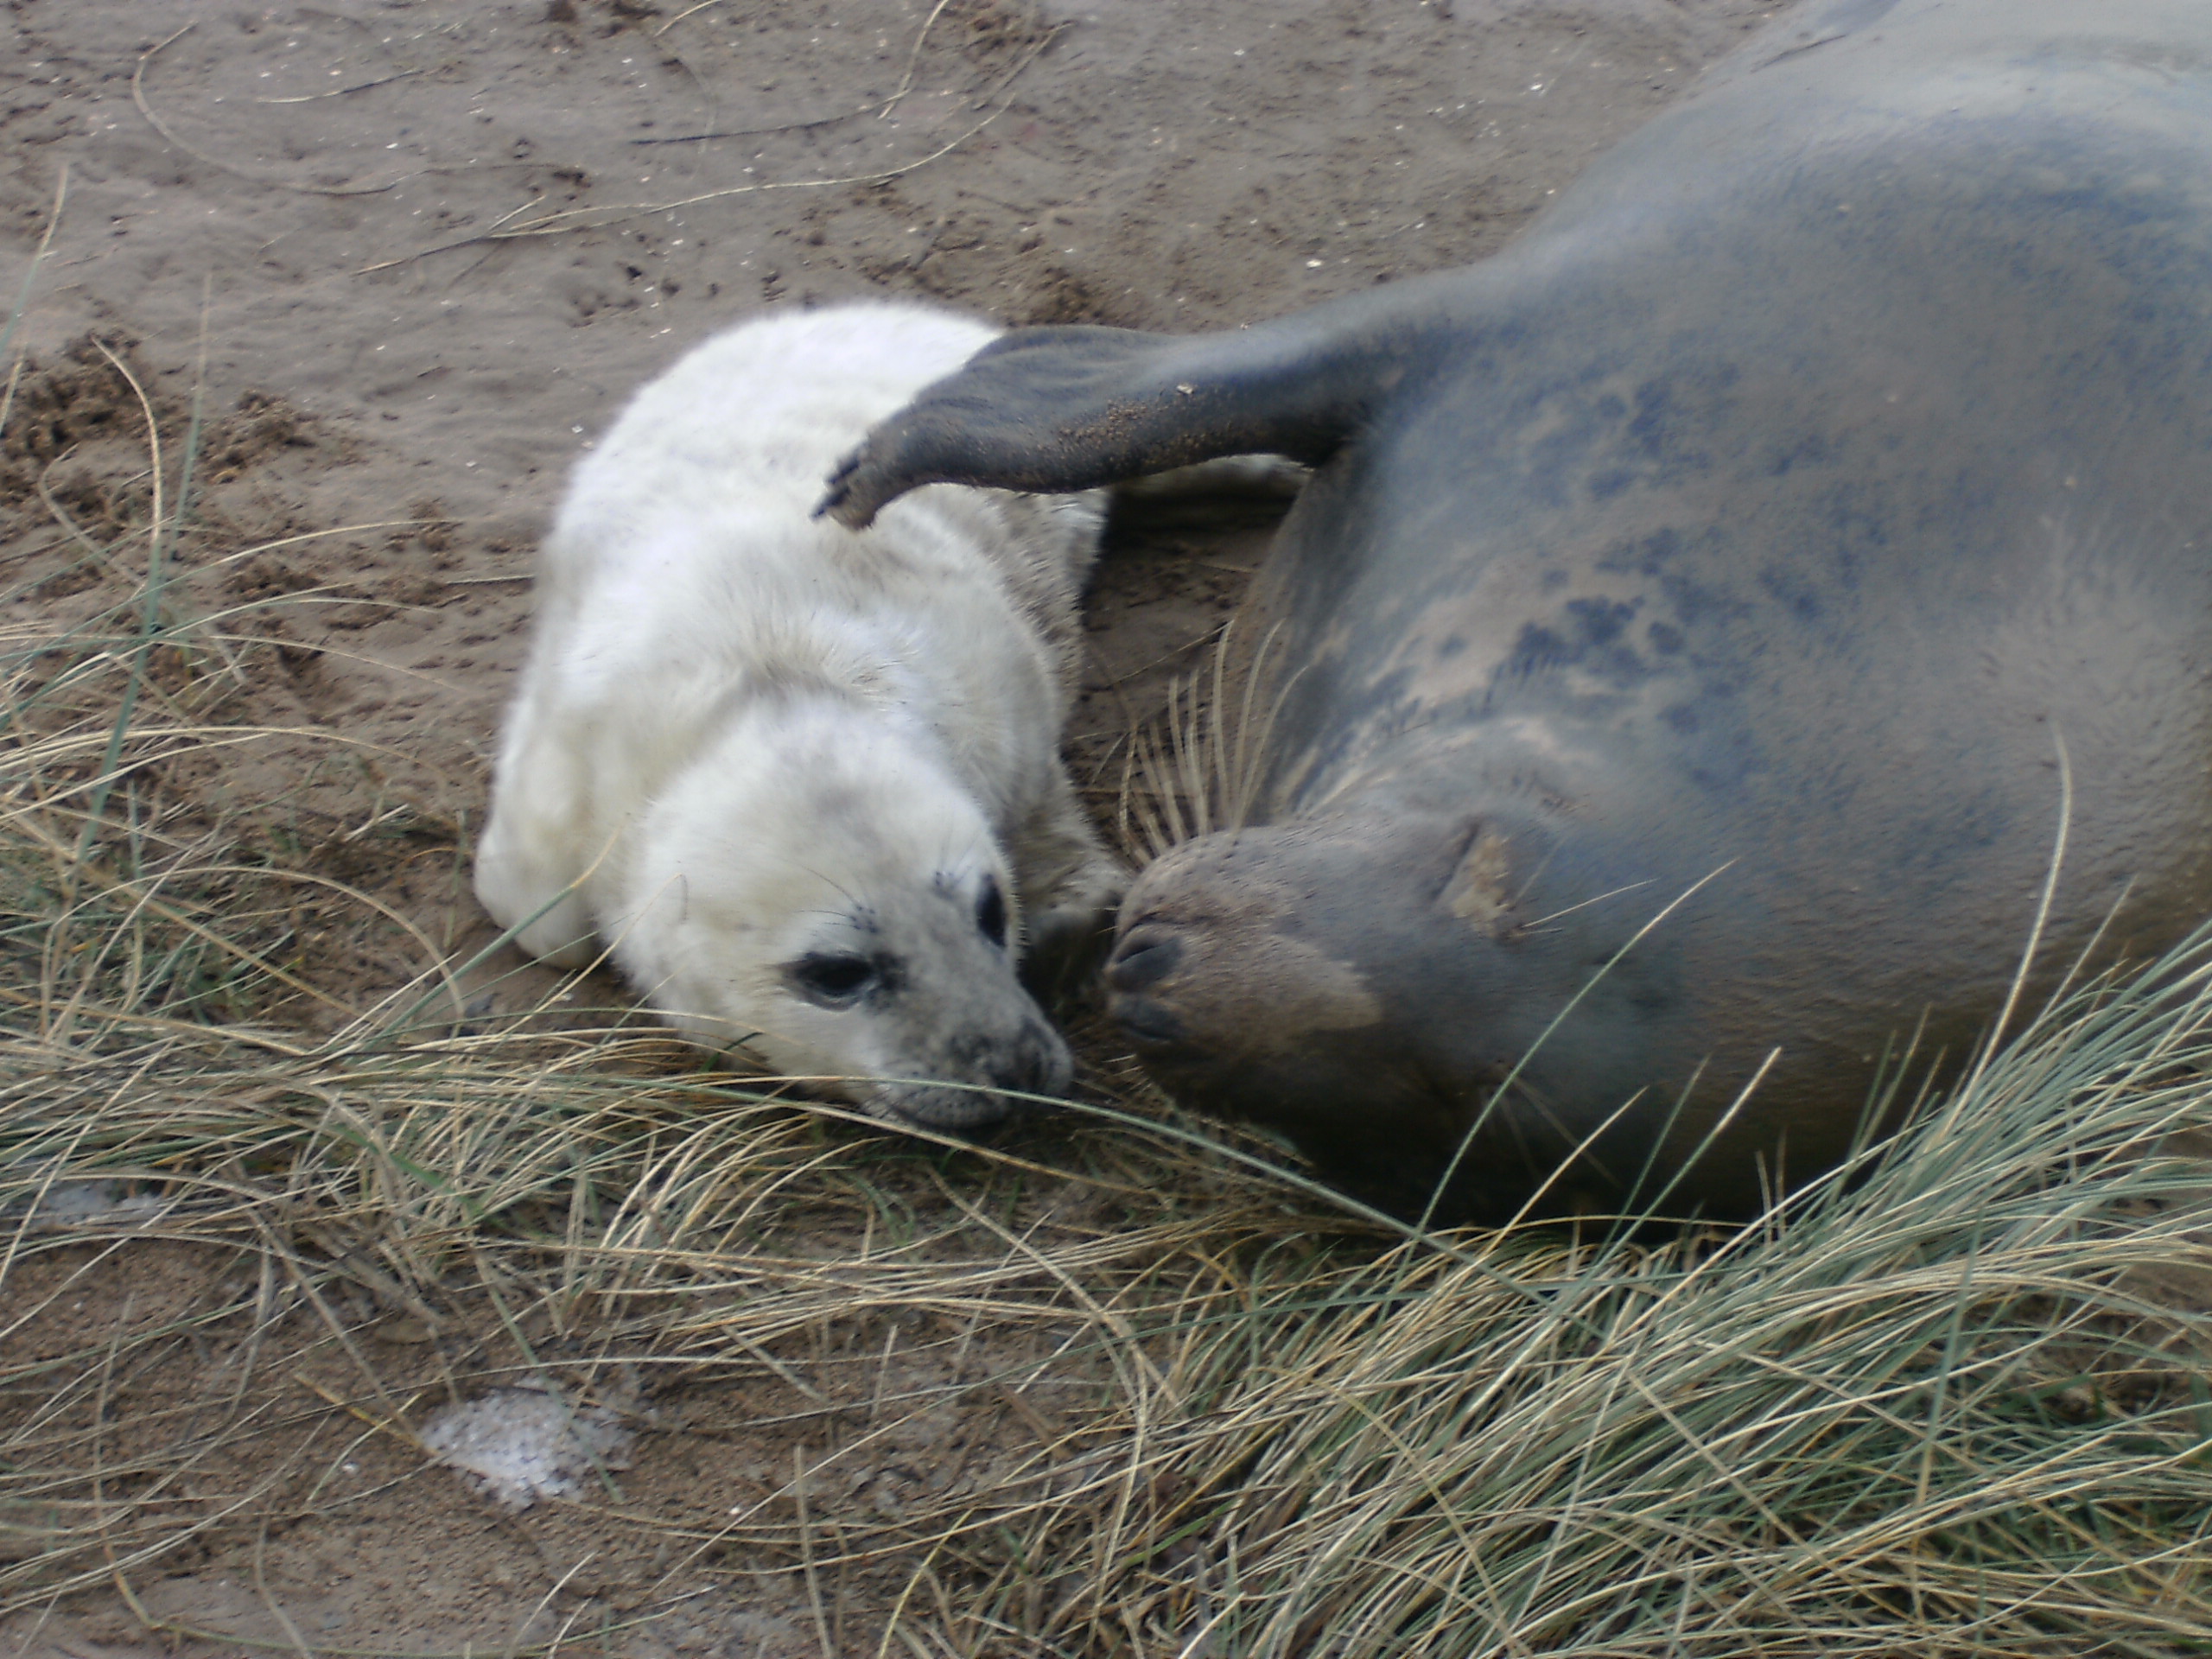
[608,704,1071,1130]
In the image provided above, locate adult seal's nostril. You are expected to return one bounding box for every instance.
[1105,931,1183,994]
[1112,998,1188,1047]
[830,0,2212,1224]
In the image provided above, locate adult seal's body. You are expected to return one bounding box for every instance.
[823,0,2212,1222]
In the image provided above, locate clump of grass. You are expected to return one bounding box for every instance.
[957,953,2212,1656]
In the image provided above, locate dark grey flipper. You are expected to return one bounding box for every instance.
[816,277,1458,528]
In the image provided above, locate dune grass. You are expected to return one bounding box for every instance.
[2,344,2210,1656]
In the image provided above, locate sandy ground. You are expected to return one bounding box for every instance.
[0,1,1802,1652]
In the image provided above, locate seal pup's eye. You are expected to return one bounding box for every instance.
[787,952,879,1008]
[976,875,1008,949]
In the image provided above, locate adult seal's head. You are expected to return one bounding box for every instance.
[823,0,2212,1224]
[1103,804,1587,1215]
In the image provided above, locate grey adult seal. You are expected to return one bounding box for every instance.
[823,0,2212,1223]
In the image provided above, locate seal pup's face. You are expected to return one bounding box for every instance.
[610,713,1071,1129]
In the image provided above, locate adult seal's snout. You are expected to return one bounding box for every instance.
[828,0,2212,1223]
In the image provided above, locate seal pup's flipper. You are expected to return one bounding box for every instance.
[817,281,1452,528]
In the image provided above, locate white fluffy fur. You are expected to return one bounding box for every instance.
[474,302,1125,1128]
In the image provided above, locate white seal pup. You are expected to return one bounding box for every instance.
[474,301,1125,1128]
